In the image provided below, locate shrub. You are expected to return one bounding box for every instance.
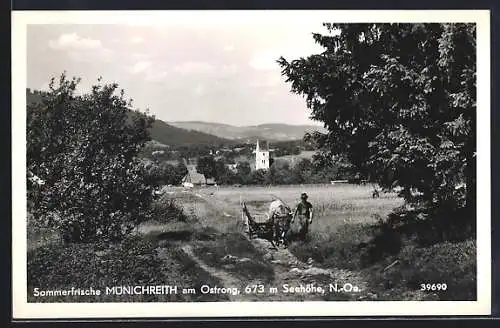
[150,198,189,223]
[358,214,403,266]
[27,235,231,302]
[27,236,165,301]
[289,222,374,271]
[380,204,475,247]
[359,202,475,267]
[27,74,155,243]
[370,239,476,300]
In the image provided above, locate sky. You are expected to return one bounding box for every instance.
[27,21,329,126]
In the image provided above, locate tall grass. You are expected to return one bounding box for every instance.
[205,184,476,300]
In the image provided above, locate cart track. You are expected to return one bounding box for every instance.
[181,190,376,301]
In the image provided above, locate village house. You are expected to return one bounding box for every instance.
[181,170,206,188]
[181,167,217,188]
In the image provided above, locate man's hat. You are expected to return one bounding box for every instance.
[301,193,308,199]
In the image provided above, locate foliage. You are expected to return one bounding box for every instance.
[278,23,476,237]
[196,155,217,179]
[289,222,374,271]
[27,236,161,296]
[27,73,156,243]
[368,239,476,300]
[144,160,188,186]
[150,197,189,223]
[236,161,252,178]
[191,153,351,186]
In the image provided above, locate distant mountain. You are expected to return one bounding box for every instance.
[168,121,327,142]
[26,89,235,147]
[149,119,235,147]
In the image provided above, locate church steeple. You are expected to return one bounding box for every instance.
[255,139,270,170]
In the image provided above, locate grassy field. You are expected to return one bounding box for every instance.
[27,183,476,302]
[195,184,476,300]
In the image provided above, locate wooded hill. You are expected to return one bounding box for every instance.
[26,88,236,147]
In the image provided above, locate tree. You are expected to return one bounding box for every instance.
[147,161,188,186]
[196,155,216,178]
[264,162,293,185]
[214,159,228,181]
[250,169,267,185]
[27,73,156,243]
[173,162,188,185]
[237,161,251,176]
[236,161,252,184]
[278,23,476,230]
[292,158,313,184]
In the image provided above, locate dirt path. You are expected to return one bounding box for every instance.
[180,244,260,301]
[179,190,376,301]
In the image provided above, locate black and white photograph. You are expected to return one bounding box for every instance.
[12,10,491,318]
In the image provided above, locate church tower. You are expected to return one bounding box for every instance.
[255,140,270,170]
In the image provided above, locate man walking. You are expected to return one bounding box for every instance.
[291,193,313,240]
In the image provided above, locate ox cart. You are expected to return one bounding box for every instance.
[240,197,294,248]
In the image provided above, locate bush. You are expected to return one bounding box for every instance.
[357,202,475,267]
[27,74,155,243]
[27,236,167,301]
[27,235,231,302]
[289,222,374,271]
[150,198,189,223]
[377,204,475,247]
[369,239,476,300]
[357,214,403,266]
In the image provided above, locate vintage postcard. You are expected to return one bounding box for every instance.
[12,9,491,319]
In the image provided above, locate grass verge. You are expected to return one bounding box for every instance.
[288,221,476,301]
[27,234,229,302]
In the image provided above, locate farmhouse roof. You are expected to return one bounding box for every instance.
[182,171,207,185]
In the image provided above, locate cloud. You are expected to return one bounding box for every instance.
[223,45,235,52]
[173,62,216,75]
[194,84,206,97]
[48,33,114,63]
[220,64,238,76]
[49,33,102,50]
[131,53,150,60]
[131,37,144,44]
[249,44,324,71]
[249,73,284,88]
[248,49,282,71]
[126,57,167,82]
[66,48,114,63]
[145,70,168,83]
[129,60,152,74]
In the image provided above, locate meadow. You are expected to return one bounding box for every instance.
[27,183,476,302]
[195,183,476,301]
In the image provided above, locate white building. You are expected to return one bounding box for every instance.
[255,140,270,170]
